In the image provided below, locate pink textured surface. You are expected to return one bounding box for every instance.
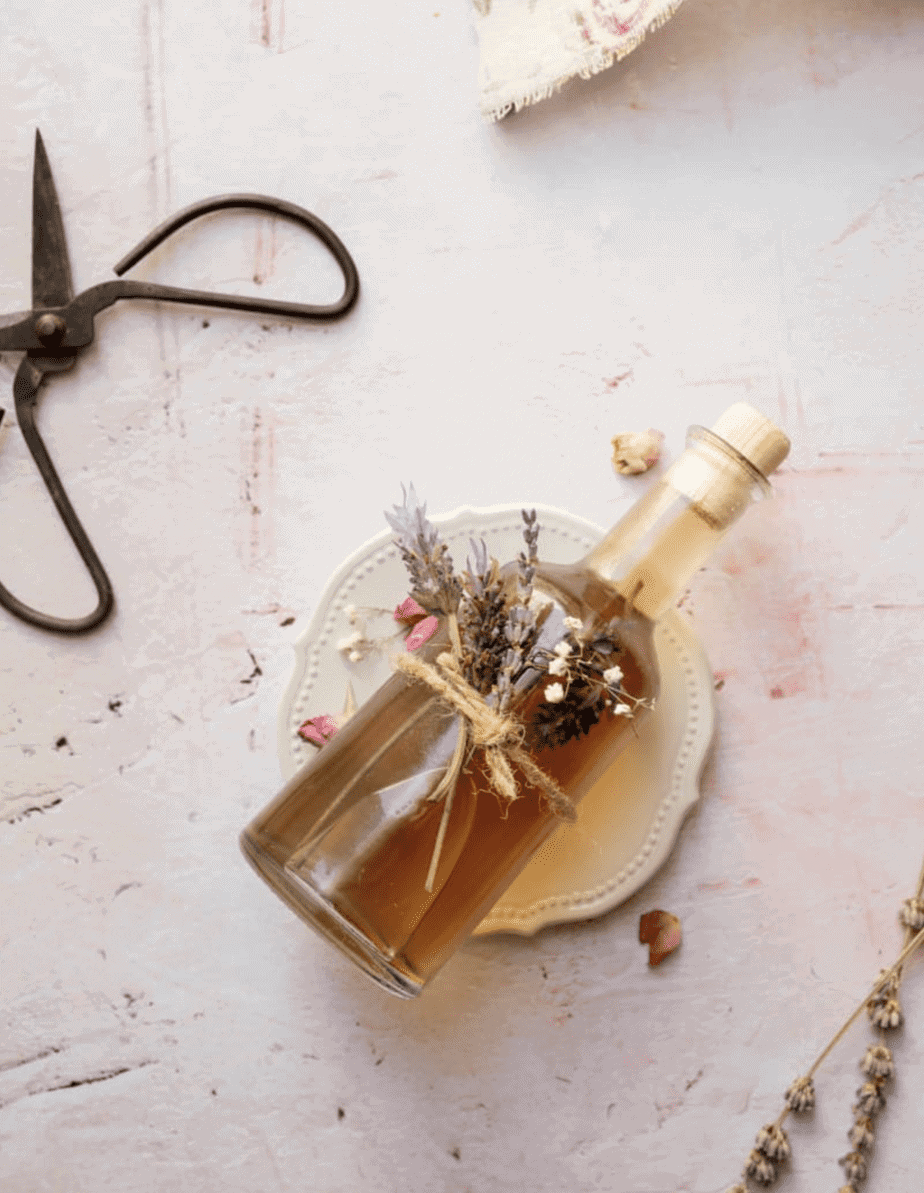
[2,3,923,1191]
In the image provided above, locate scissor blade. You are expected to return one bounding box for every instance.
[32,130,74,310]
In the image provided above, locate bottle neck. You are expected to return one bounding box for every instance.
[583,427,771,621]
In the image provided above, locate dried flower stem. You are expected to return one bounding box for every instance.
[425,778,457,894]
[423,613,467,892]
[774,921,924,1131]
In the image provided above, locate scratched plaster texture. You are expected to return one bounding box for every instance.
[2,2,924,1191]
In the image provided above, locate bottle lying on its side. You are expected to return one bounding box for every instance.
[240,402,790,997]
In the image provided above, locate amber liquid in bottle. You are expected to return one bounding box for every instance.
[241,406,790,997]
[242,577,656,997]
[316,503,727,989]
[331,598,654,987]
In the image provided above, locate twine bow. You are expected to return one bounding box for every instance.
[393,633,575,891]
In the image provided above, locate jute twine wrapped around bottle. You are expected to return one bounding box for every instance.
[394,622,576,892]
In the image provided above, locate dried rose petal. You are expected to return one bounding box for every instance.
[638,909,682,966]
[405,615,439,651]
[394,596,428,625]
[298,714,339,747]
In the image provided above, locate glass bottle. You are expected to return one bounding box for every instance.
[241,403,790,997]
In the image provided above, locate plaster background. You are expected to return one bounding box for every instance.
[2,3,923,1191]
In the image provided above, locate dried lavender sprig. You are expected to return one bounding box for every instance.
[725,900,924,1192]
[384,484,462,615]
[494,512,545,711]
[458,537,508,696]
[518,508,539,604]
[831,920,906,1189]
[775,923,923,1126]
[496,605,537,713]
[893,853,924,984]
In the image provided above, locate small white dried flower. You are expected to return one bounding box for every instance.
[344,603,358,623]
[784,1075,815,1112]
[839,1150,868,1182]
[562,616,583,631]
[553,641,573,658]
[754,1123,791,1161]
[547,656,569,677]
[611,429,664,475]
[853,1079,887,1118]
[613,702,632,715]
[849,1115,876,1150]
[861,1044,894,1080]
[744,1148,776,1185]
[602,664,624,685]
[337,631,364,651]
[544,682,566,704]
[899,896,924,932]
[868,997,903,1030]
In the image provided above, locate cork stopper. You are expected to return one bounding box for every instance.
[710,403,790,478]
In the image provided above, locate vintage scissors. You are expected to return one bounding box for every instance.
[0,130,359,635]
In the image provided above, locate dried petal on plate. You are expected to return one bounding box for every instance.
[298,714,339,747]
[638,909,682,966]
[611,429,664,475]
[405,615,439,651]
[394,595,429,625]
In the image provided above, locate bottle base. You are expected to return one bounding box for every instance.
[238,830,423,999]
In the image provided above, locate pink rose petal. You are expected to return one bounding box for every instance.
[298,714,339,746]
[394,595,428,624]
[404,615,438,651]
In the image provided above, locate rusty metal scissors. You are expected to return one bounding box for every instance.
[0,130,359,635]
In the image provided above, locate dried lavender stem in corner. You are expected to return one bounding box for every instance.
[773,922,924,1131]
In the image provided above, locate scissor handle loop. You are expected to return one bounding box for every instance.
[0,357,114,634]
[112,194,359,319]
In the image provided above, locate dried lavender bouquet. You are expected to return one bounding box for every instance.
[385,484,646,745]
[386,485,651,890]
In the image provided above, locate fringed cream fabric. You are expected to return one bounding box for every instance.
[473,0,684,122]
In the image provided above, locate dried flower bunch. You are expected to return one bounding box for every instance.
[531,622,635,748]
[385,485,647,746]
[726,876,924,1192]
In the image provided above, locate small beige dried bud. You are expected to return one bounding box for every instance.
[861,1044,894,1080]
[868,969,898,1007]
[899,896,924,932]
[611,429,664,475]
[868,997,903,1030]
[744,1148,777,1185]
[849,1115,875,1150]
[839,1150,868,1182]
[755,1123,791,1161]
[784,1075,815,1111]
[853,1078,887,1117]
[838,1186,860,1193]
[726,1185,747,1193]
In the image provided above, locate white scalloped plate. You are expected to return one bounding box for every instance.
[278,504,715,937]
